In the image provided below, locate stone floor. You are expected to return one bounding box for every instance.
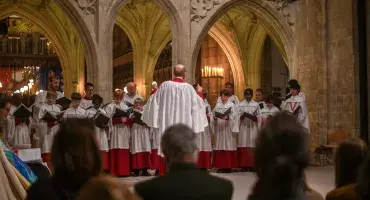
[121,166,334,200]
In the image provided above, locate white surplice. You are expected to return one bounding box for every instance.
[217,95,240,105]
[4,110,15,145]
[80,98,93,110]
[150,128,160,150]
[123,93,142,106]
[86,107,109,151]
[282,95,309,132]
[9,105,31,147]
[37,104,61,154]
[105,102,131,149]
[197,100,213,152]
[213,101,239,151]
[62,107,86,119]
[35,91,64,104]
[238,100,260,148]
[131,121,151,154]
[141,79,208,156]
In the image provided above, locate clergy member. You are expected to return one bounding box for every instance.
[238,88,260,171]
[123,82,142,107]
[80,82,94,110]
[142,64,208,175]
[217,82,239,105]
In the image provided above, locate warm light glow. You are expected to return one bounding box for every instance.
[0,82,2,88]
[201,66,224,78]
[40,90,43,93]
[29,79,34,83]
[20,88,24,93]
[115,88,120,91]
[15,90,20,93]
[24,86,28,91]
[36,91,39,95]
[124,87,128,93]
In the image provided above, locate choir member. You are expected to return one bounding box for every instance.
[255,88,266,109]
[217,82,239,105]
[130,98,151,176]
[86,94,109,172]
[63,93,86,119]
[197,92,213,170]
[238,88,260,171]
[4,99,15,144]
[80,82,94,110]
[285,79,306,101]
[35,75,64,104]
[151,81,158,95]
[105,89,131,177]
[123,82,142,107]
[10,94,31,147]
[260,95,280,126]
[37,91,61,165]
[213,90,239,173]
[282,83,309,133]
[142,64,208,176]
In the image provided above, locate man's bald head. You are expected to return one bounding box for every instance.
[174,64,186,77]
[126,82,136,95]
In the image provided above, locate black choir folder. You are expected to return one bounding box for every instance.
[214,107,232,119]
[133,109,145,125]
[56,97,71,106]
[125,101,134,108]
[13,104,32,118]
[292,105,301,115]
[94,112,110,129]
[259,103,264,109]
[243,112,257,122]
[42,111,63,122]
[113,107,133,118]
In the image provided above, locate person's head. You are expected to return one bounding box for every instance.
[51,119,102,188]
[255,88,264,102]
[290,83,300,97]
[161,124,197,166]
[11,93,22,106]
[288,79,299,88]
[71,92,82,108]
[113,89,124,103]
[225,82,234,94]
[48,75,60,91]
[46,91,57,105]
[244,88,253,101]
[357,153,370,200]
[77,176,138,200]
[85,83,94,98]
[265,95,274,109]
[126,82,136,95]
[92,94,103,109]
[133,97,144,110]
[250,112,309,200]
[334,138,368,188]
[152,81,158,90]
[173,64,186,78]
[220,90,230,103]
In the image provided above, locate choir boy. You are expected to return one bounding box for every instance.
[130,97,151,176]
[285,79,306,101]
[37,91,61,165]
[238,88,260,171]
[197,92,213,170]
[63,93,86,119]
[213,90,239,173]
[80,82,94,110]
[255,88,266,109]
[10,94,31,147]
[282,83,309,133]
[260,95,280,126]
[86,94,109,172]
[105,89,131,177]
[217,82,239,105]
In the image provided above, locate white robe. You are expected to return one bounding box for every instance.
[80,98,93,110]
[217,95,239,105]
[150,128,160,150]
[238,100,260,148]
[62,107,86,119]
[9,105,31,147]
[86,107,109,151]
[142,80,208,156]
[131,122,151,154]
[213,101,239,151]
[105,102,131,149]
[123,93,142,106]
[37,104,61,154]
[5,111,15,144]
[197,100,213,152]
[282,95,310,132]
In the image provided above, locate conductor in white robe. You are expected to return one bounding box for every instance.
[238,88,260,171]
[282,83,309,133]
[142,64,208,175]
[213,90,239,173]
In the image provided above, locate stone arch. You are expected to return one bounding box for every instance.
[191,0,295,93]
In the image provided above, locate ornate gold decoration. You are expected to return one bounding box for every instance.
[191,0,221,23]
[74,0,97,15]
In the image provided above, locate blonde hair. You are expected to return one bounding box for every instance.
[133,98,144,107]
[77,176,139,200]
[114,89,124,99]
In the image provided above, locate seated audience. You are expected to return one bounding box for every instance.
[357,154,370,200]
[77,175,139,200]
[248,112,309,200]
[27,118,102,200]
[134,124,233,200]
[326,138,368,200]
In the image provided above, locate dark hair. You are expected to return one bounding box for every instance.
[71,92,82,100]
[48,75,60,82]
[249,112,309,200]
[288,79,299,87]
[290,83,300,90]
[225,82,234,88]
[244,88,253,96]
[357,153,370,200]
[220,90,230,97]
[334,138,368,188]
[256,88,264,94]
[92,94,103,104]
[85,82,94,88]
[264,95,274,103]
[46,91,57,99]
[51,119,102,193]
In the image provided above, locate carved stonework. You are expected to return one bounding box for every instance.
[265,0,297,27]
[37,0,51,11]
[125,0,148,9]
[74,0,97,15]
[191,0,221,23]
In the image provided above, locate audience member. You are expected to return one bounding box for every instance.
[326,138,368,200]
[27,118,102,200]
[249,112,309,200]
[134,124,233,200]
[77,175,139,200]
